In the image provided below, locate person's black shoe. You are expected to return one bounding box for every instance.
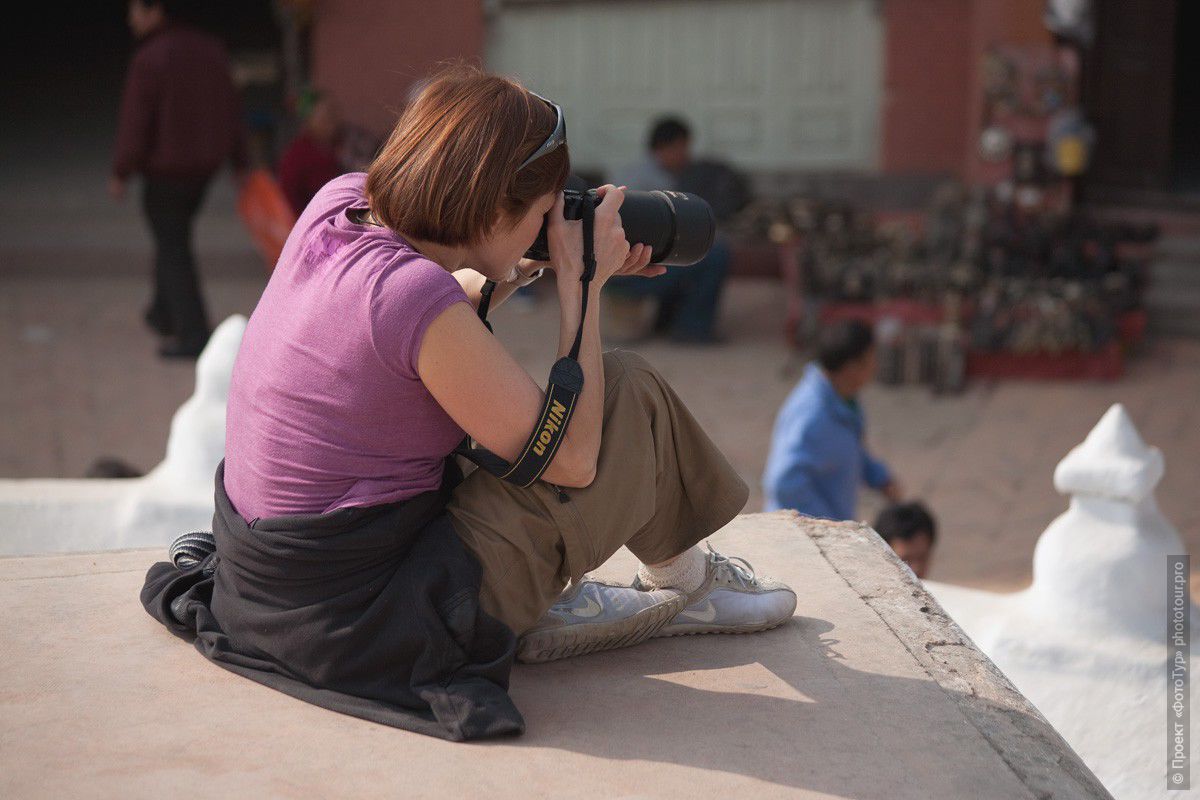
[157,338,207,360]
[84,457,144,479]
[143,307,174,337]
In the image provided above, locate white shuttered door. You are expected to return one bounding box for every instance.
[487,0,883,176]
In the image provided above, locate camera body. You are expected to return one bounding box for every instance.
[524,188,716,267]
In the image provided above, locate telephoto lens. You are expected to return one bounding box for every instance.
[525,188,715,267]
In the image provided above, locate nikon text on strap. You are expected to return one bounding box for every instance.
[454,193,597,487]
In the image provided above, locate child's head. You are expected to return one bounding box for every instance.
[874,502,936,578]
[816,320,876,397]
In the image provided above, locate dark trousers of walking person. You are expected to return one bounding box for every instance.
[142,176,212,352]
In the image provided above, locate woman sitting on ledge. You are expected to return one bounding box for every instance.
[141,67,795,741]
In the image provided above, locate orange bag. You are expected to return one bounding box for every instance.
[237,169,297,272]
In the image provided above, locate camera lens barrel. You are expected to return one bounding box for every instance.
[525,188,715,267]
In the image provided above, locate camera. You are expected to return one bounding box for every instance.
[525,188,715,267]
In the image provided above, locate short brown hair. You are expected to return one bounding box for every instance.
[366,66,570,246]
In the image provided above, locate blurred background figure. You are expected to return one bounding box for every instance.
[874,501,937,579]
[277,88,344,216]
[111,0,248,359]
[606,116,747,344]
[762,319,901,520]
[612,116,689,189]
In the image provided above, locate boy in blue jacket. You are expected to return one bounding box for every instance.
[763,320,901,520]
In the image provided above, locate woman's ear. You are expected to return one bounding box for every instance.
[500,205,527,232]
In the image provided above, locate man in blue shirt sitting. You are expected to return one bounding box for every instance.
[607,117,744,344]
[763,320,901,520]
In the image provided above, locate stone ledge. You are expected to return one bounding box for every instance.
[802,514,1112,800]
[0,512,1109,799]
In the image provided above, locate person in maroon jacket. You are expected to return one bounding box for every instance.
[110,0,247,359]
[277,90,344,216]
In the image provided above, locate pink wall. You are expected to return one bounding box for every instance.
[312,0,1050,182]
[880,0,974,177]
[310,0,485,137]
[881,0,1048,181]
[962,0,1050,185]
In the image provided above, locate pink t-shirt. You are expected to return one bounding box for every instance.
[223,173,470,520]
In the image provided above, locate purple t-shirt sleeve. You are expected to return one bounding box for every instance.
[369,257,470,380]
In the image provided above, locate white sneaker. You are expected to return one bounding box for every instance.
[633,544,797,637]
[516,578,686,664]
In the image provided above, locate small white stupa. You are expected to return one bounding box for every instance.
[928,404,1199,800]
[0,315,246,556]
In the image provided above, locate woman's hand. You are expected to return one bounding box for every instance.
[544,191,584,284]
[611,244,663,279]
[589,185,632,285]
[544,185,660,288]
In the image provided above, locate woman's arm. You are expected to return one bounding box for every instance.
[419,302,591,483]
[417,289,605,487]
[451,260,543,312]
[419,187,657,487]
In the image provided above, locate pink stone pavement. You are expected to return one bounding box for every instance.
[0,513,1109,799]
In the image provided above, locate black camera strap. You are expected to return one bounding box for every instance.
[454,193,596,487]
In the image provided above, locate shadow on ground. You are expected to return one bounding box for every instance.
[503,616,1079,798]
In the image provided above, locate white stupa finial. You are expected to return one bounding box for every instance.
[109,314,247,549]
[194,315,247,403]
[1053,403,1164,504]
[150,315,247,488]
[927,402,1197,798]
[1032,402,1185,637]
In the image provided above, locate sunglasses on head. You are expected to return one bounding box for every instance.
[518,92,566,171]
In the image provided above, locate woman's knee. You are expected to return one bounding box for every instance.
[602,349,663,396]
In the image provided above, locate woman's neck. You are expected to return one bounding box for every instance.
[403,235,468,273]
[361,209,469,272]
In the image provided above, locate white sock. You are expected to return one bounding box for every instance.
[637,545,707,594]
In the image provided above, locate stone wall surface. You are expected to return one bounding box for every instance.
[0,513,1109,799]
